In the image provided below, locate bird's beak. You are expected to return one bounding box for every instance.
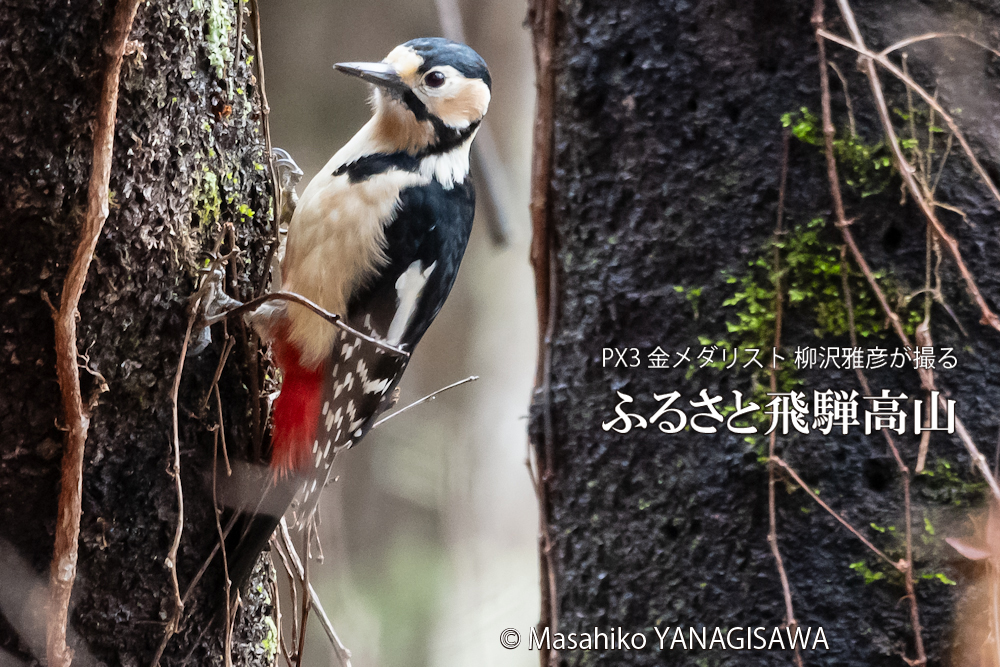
[334,62,407,92]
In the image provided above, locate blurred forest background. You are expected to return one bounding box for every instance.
[258,1,539,665]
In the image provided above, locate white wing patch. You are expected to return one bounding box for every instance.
[386,260,437,345]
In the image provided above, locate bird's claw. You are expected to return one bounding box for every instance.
[189,267,244,357]
[272,147,303,194]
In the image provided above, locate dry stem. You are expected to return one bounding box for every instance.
[771,457,896,568]
[371,376,478,428]
[203,290,409,358]
[840,249,926,664]
[807,2,1000,505]
[151,228,234,666]
[820,28,1000,218]
[294,526,311,667]
[528,0,559,388]
[766,127,802,667]
[278,518,352,667]
[45,1,142,664]
[247,0,281,300]
[818,15,1000,333]
[879,32,1000,60]
[213,426,234,667]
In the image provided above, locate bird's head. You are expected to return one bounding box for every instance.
[335,38,491,153]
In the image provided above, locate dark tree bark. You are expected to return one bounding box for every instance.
[1,1,277,664]
[533,1,1000,665]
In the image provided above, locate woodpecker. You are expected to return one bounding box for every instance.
[254,38,490,506]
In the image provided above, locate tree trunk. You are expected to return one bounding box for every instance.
[533,1,1000,665]
[1,0,276,664]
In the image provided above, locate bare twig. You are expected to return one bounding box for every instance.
[278,519,352,667]
[45,2,142,665]
[294,526,311,667]
[528,0,559,389]
[879,32,1000,60]
[818,25,1000,332]
[180,512,240,608]
[823,26,1000,210]
[807,3,1000,509]
[371,375,478,428]
[270,536,299,665]
[814,1,1000,504]
[248,0,281,299]
[826,61,857,137]
[234,0,245,67]
[766,127,802,667]
[150,306,196,667]
[812,7,932,659]
[202,290,409,358]
[215,385,232,476]
[771,457,896,568]
[213,427,234,667]
[840,249,926,664]
[307,583,353,667]
[819,27,1000,299]
[201,333,236,412]
[151,229,235,666]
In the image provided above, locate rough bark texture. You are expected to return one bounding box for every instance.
[535,1,1000,665]
[1,0,276,664]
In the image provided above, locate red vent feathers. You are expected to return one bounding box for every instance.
[270,332,324,474]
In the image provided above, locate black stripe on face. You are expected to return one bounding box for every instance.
[389,89,481,155]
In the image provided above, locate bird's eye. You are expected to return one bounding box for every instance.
[424,71,446,88]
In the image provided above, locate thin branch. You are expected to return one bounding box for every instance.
[268,546,294,667]
[826,61,857,137]
[248,0,281,299]
[46,1,142,665]
[766,127,802,667]
[809,4,1000,504]
[307,583,353,667]
[818,24,1000,332]
[528,0,559,389]
[181,511,239,608]
[817,0,1000,500]
[151,228,234,666]
[771,457,897,568]
[271,536,300,663]
[200,333,236,412]
[819,27,1000,244]
[202,290,409,358]
[527,5,560,665]
[150,303,196,667]
[213,427,234,667]
[840,250,926,664]
[371,376,478,428]
[294,526,311,667]
[278,518,352,667]
[879,32,1000,60]
[215,385,232,476]
[814,7,930,659]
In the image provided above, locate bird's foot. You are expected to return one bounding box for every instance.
[188,266,244,356]
[273,147,303,228]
